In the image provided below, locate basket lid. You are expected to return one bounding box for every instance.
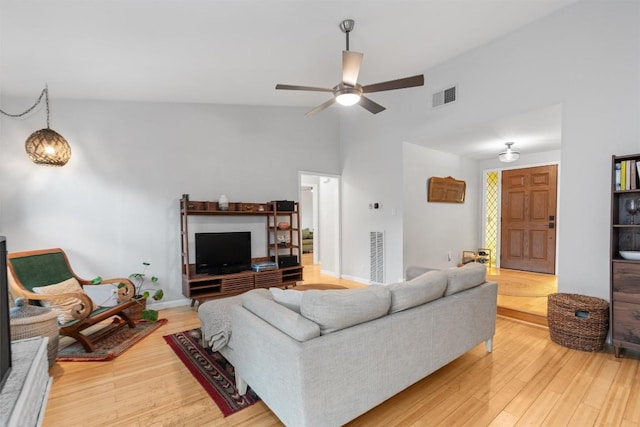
[10,297,57,321]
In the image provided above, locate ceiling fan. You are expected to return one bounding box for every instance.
[275,19,425,116]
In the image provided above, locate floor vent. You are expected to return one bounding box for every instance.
[432,86,457,107]
[370,231,385,284]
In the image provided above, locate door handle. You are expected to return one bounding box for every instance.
[549,223,555,229]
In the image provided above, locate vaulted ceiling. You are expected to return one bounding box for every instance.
[0,0,577,108]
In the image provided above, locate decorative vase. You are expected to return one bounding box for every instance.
[218,194,229,211]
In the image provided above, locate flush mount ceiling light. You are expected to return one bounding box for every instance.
[498,142,520,163]
[0,86,71,167]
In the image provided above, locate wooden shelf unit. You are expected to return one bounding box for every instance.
[460,248,492,266]
[267,202,302,265]
[180,196,303,305]
[610,153,640,357]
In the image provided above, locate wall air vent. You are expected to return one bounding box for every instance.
[370,231,385,284]
[432,86,457,108]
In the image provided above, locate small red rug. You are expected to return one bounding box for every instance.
[163,328,260,416]
[56,318,168,361]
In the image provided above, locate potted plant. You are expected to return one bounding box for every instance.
[123,262,164,321]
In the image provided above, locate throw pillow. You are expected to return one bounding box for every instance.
[444,262,487,296]
[387,270,447,314]
[300,285,391,334]
[32,277,86,324]
[269,287,303,313]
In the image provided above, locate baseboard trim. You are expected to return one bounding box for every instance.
[497,306,548,328]
[340,274,369,285]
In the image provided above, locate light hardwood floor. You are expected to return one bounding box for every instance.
[43,264,639,427]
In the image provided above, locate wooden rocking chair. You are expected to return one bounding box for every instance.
[7,248,138,352]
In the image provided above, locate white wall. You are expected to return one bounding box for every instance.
[339,100,423,283]
[0,99,340,305]
[299,187,314,230]
[403,144,480,271]
[340,0,639,299]
[318,176,340,276]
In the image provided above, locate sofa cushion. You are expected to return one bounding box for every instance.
[405,265,436,281]
[32,277,86,324]
[445,262,487,296]
[269,287,303,313]
[387,270,447,314]
[300,285,391,334]
[242,290,320,342]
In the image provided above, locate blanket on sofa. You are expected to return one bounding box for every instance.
[197,295,242,351]
[198,289,272,351]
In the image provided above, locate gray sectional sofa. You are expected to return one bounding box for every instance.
[223,262,497,427]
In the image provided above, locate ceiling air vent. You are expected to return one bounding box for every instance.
[432,86,457,108]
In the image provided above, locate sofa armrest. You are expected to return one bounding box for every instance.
[242,291,320,341]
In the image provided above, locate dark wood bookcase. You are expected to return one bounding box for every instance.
[610,153,640,357]
[179,196,303,306]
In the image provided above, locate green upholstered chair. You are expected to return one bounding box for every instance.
[7,248,138,352]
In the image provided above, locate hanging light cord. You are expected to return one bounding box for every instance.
[0,86,50,127]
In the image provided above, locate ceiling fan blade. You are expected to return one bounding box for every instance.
[342,50,364,86]
[306,97,337,116]
[358,96,386,114]
[275,84,333,92]
[362,74,424,93]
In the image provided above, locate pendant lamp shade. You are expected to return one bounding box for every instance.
[498,142,520,163]
[25,128,71,167]
[0,86,71,167]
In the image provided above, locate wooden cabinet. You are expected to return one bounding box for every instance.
[180,196,303,305]
[610,153,640,357]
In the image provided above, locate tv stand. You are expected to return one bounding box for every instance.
[180,196,303,305]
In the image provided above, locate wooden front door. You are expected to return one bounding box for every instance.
[501,165,557,274]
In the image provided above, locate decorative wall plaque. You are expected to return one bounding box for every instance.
[427,176,466,203]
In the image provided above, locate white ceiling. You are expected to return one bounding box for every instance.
[412,104,563,160]
[0,0,573,157]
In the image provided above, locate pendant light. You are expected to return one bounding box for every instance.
[0,86,71,167]
[498,142,520,163]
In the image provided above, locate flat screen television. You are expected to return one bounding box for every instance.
[195,232,252,275]
[0,236,11,392]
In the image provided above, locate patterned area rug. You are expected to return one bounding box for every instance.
[163,328,260,416]
[56,318,168,361]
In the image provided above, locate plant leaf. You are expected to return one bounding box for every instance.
[141,309,158,322]
[153,289,164,301]
[117,282,126,288]
[142,291,150,299]
[142,262,150,266]
[151,276,159,283]
[91,276,103,285]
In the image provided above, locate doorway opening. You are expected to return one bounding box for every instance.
[483,165,559,323]
[299,172,341,278]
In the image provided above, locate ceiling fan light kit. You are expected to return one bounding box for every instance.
[276,19,424,116]
[498,142,520,163]
[335,85,362,106]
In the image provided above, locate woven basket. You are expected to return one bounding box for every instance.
[547,293,609,352]
[10,298,59,367]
